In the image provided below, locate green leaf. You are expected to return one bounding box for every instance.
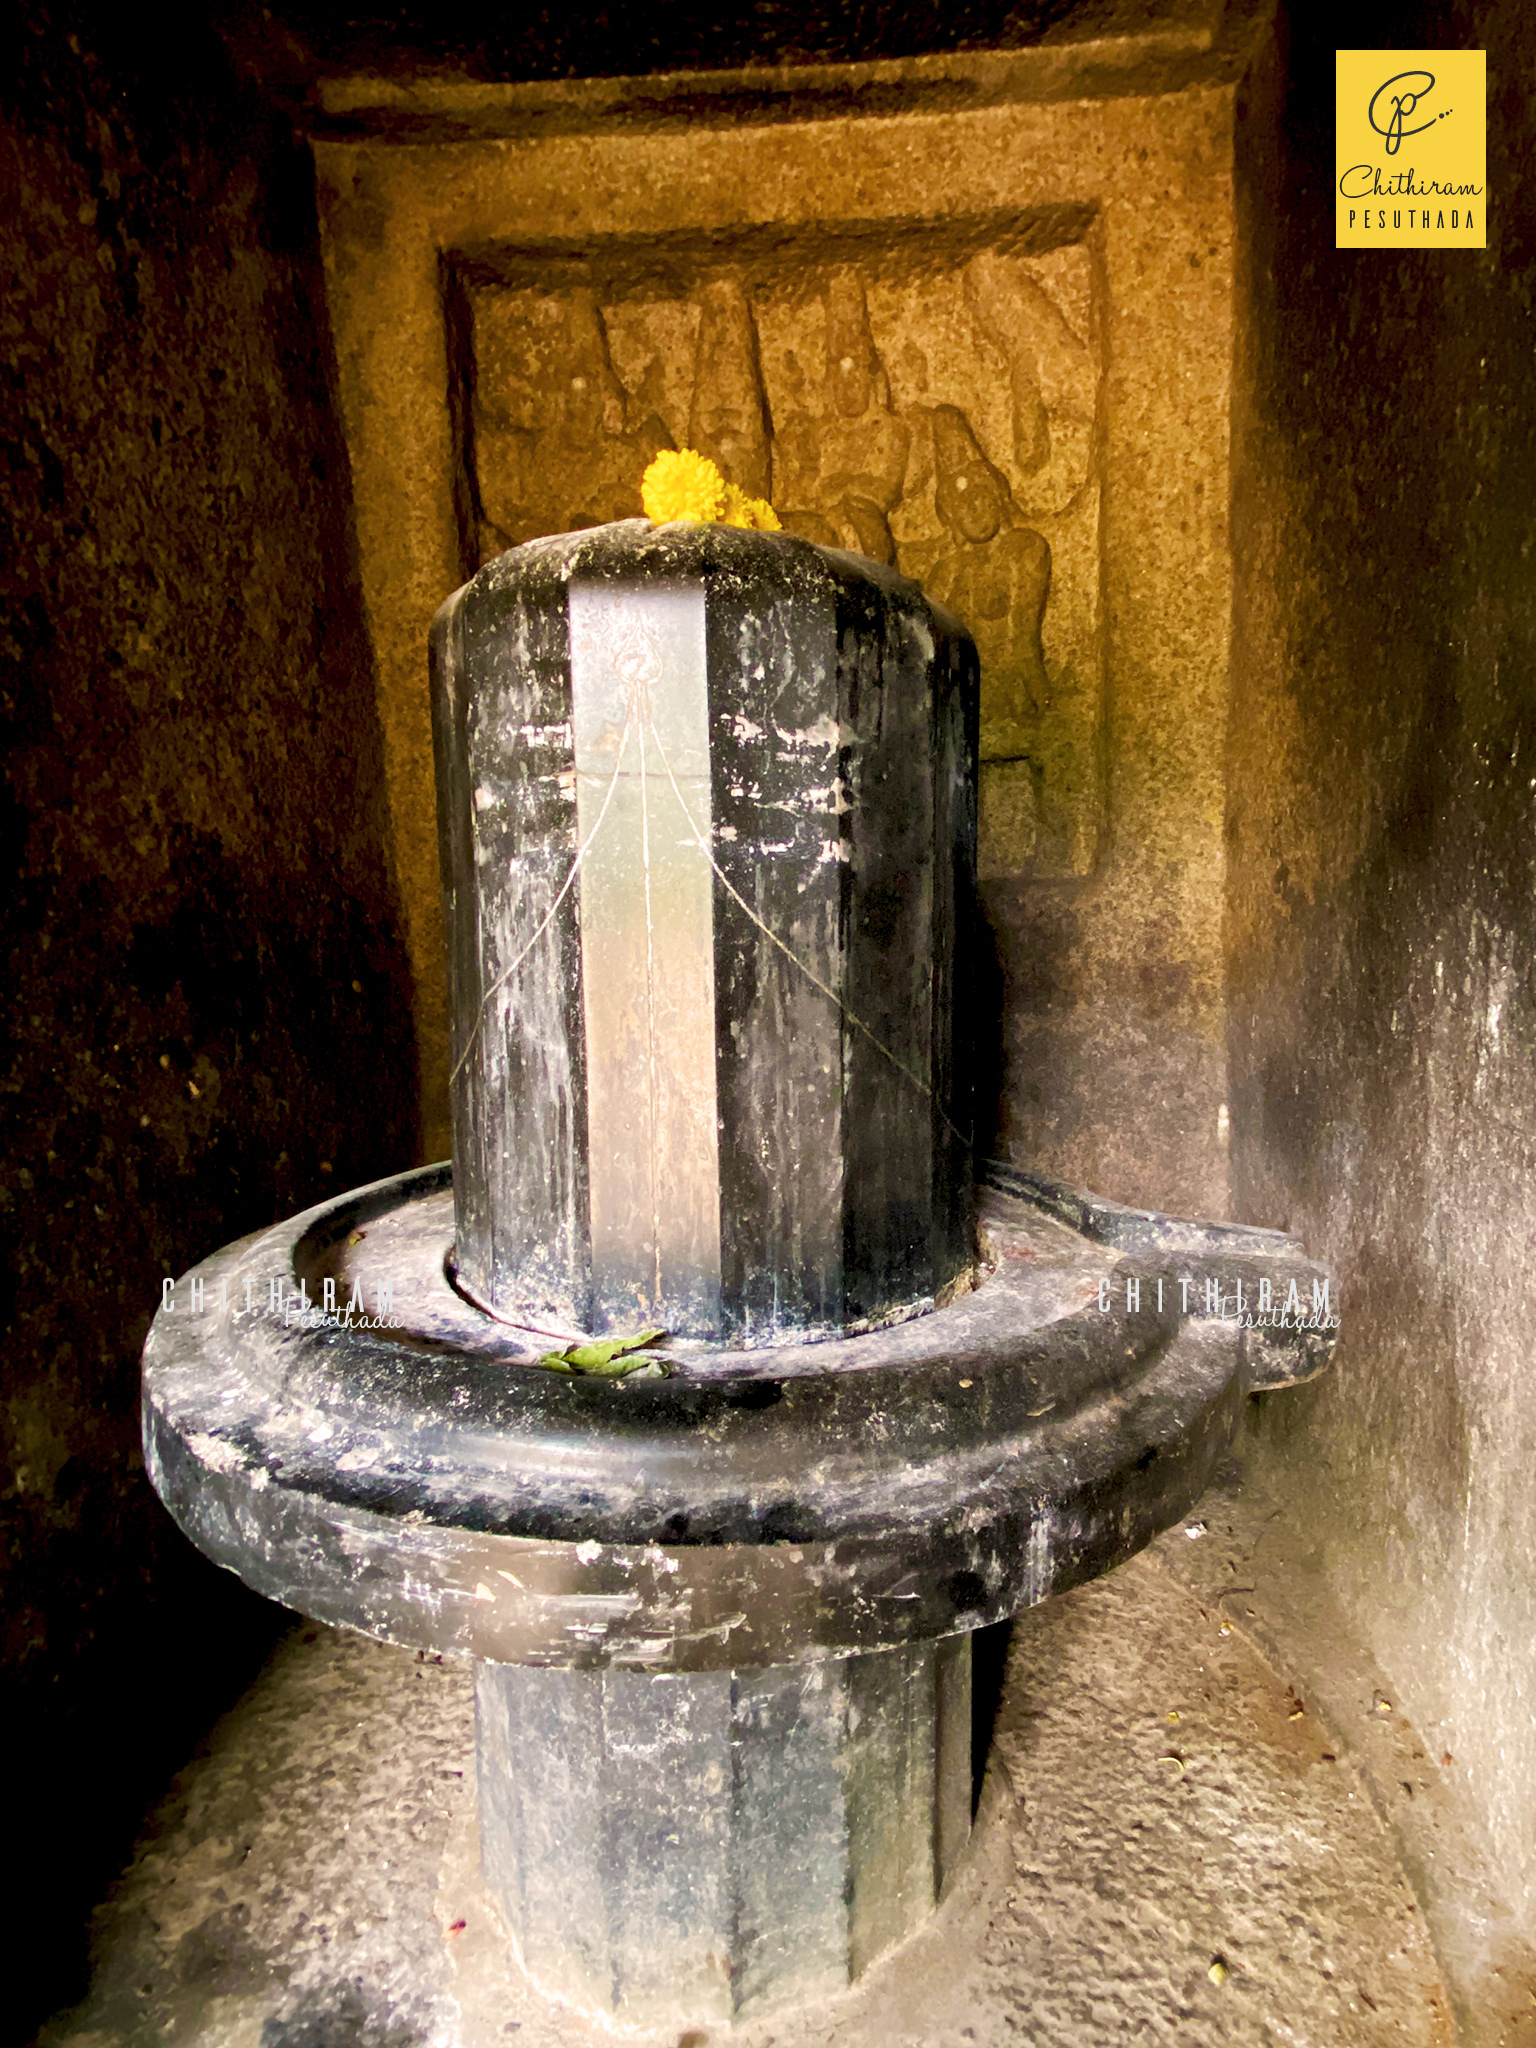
[564,1327,666,1370]
[534,1328,670,1378]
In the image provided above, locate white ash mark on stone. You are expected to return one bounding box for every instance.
[904,616,936,663]
[1024,1512,1054,1604]
[185,1431,251,1476]
[777,713,841,753]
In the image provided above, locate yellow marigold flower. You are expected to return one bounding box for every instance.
[722,483,782,531]
[641,448,727,525]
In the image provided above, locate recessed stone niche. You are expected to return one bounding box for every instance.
[311,0,1262,1203]
[455,216,1104,884]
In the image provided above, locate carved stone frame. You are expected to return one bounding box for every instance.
[313,11,1261,1209]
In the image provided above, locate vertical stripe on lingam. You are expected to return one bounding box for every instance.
[568,580,722,1335]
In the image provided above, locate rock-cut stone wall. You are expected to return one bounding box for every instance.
[0,8,416,2029]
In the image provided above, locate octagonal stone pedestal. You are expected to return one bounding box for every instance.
[477,1639,971,2024]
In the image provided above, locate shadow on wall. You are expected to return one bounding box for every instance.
[1,6,417,2033]
[1230,0,1536,1954]
[241,0,1084,84]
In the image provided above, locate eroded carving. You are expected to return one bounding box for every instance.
[774,272,910,566]
[924,405,1052,752]
[472,288,670,555]
[688,278,773,503]
[464,232,1103,878]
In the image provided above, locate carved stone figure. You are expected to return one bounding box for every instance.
[775,274,909,564]
[922,404,1051,763]
[465,238,1101,880]
[476,290,669,554]
[687,278,772,502]
[964,250,1095,518]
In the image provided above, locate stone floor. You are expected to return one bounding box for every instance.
[36,1488,1506,2048]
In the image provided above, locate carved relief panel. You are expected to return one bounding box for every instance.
[460,219,1102,880]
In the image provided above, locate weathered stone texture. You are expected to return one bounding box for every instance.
[36,1550,1457,2047]
[432,523,976,1341]
[0,10,415,2030]
[1229,0,1536,1951]
[475,1639,971,2025]
[459,232,1101,889]
[313,14,1249,1208]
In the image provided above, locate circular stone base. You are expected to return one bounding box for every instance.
[143,1162,1332,1673]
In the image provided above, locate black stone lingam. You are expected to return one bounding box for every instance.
[143,520,1337,2031]
[431,520,975,1345]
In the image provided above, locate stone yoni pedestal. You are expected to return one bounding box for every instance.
[477,1639,972,2022]
[142,517,1336,2037]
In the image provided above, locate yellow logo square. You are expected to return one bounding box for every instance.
[1336,51,1486,248]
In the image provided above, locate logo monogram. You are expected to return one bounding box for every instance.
[1367,71,1441,155]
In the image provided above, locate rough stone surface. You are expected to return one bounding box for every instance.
[1160,1475,1536,2046]
[38,1524,1456,2047]
[475,1638,970,2025]
[1228,0,1536,1954]
[9,3,1530,2042]
[37,1622,469,2048]
[0,10,417,2035]
[230,0,1084,88]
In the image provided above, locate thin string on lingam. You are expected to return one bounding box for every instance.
[645,713,974,1151]
[448,703,635,1089]
[449,701,973,1151]
[635,710,664,1312]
